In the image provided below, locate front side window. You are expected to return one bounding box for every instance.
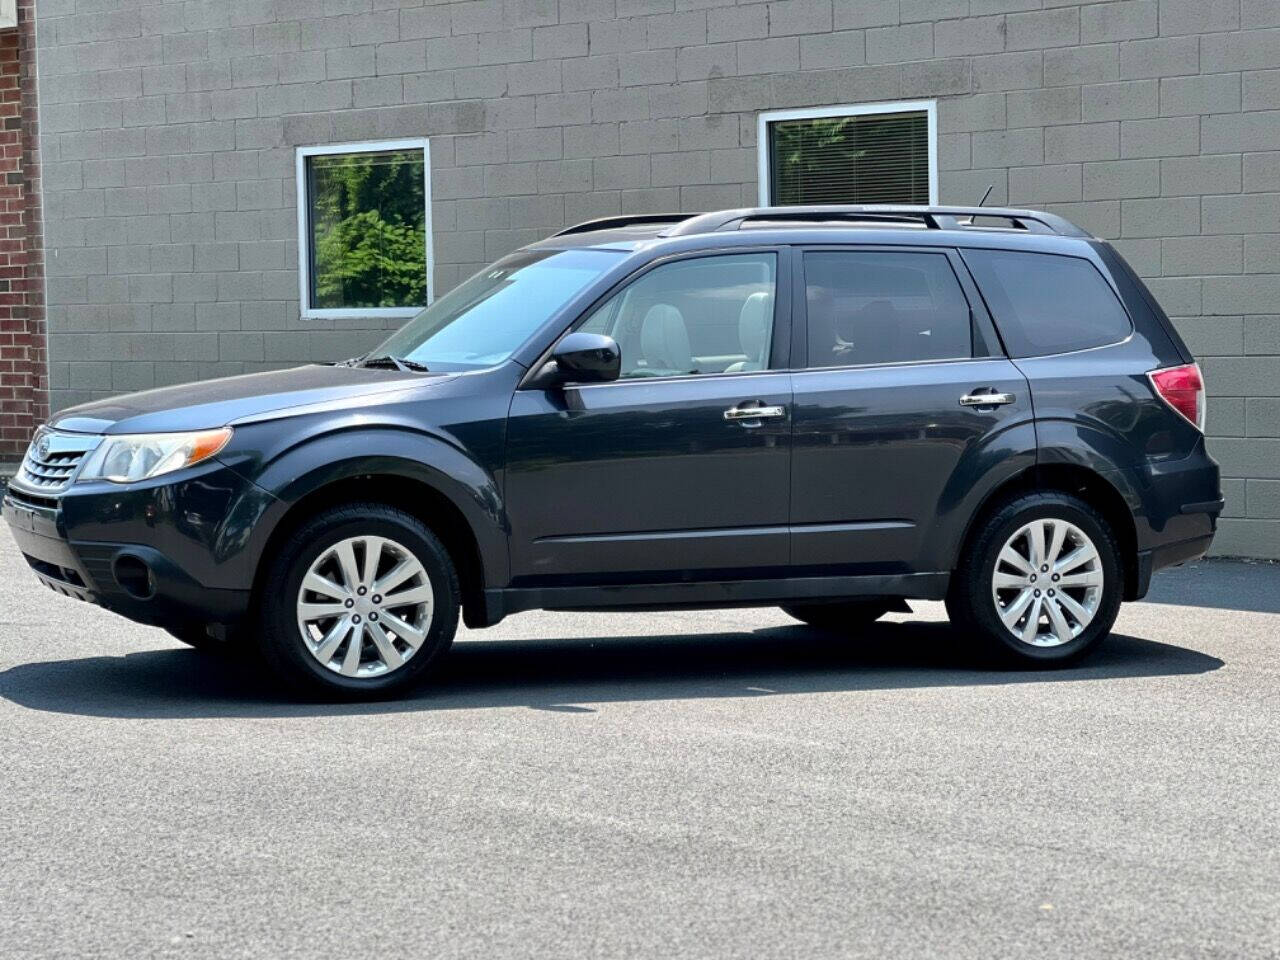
[961,249,1133,358]
[805,250,973,368]
[579,254,777,379]
[760,102,937,206]
[297,139,431,319]
[371,248,625,372]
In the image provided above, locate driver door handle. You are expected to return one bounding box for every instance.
[724,403,786,422]
[959,391,1016,407]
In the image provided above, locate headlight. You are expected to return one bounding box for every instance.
[77,428,233,484]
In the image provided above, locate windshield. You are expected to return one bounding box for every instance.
[368,248,626,371]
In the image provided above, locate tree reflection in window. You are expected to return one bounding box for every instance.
[307,149,427,310]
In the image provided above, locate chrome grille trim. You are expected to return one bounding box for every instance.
[13,429,101,495]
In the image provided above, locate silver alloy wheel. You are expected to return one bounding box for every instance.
[990,518,1104,648]
[295,535,435,678]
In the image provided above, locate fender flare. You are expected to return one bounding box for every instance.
[936,417,1150,593]
[239,426,510,592]
[922,418,1039,572]
[1034,417,1154,544]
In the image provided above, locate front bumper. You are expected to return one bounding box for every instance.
[2,461,269,629]
[4,496,98,604]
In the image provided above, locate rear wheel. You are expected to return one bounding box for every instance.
[946,492,1122,666]
[781,599,896,632]
[257,503,460,700]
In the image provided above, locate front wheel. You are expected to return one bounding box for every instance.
[257,503,460,700]
[946,492,1122,666]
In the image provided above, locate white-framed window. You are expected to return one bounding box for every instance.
[756,101,938,207]
[295,138,433,321]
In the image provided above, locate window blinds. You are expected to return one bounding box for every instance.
[768,110,930,206]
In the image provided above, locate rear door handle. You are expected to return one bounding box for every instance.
[959,391,1016,407]
[724,403,786,422]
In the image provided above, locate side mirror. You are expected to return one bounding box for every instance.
[551,332,621,385]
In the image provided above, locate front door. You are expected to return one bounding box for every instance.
[505,250,793,585]
[789,246,1034,575]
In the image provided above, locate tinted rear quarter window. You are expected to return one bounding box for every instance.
[962,249,1132,358]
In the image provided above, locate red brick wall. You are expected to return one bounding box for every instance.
[0,0,46,460]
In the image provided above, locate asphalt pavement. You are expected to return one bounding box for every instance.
[0,527,1277,959]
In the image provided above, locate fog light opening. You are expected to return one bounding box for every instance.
[113,555,155,600]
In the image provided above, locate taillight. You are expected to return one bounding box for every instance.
[1148,362,1205,431]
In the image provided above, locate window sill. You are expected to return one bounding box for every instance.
[300,308,424,322]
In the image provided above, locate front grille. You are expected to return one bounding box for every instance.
[14,430,99,494]
[20,450,84,489]
[4,486,59,511]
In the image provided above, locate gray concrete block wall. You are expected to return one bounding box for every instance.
[32,0,1280,557]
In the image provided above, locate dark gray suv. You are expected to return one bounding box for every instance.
[3,206,1222,698]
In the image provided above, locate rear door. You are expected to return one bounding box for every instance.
[789,246,1033,575]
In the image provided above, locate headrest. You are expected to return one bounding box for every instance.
[738,291,772,362]
[837,298,898,342]
[839,299,902,364]
[639,303,692,372]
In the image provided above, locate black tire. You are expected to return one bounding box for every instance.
[945,491,1123,667]
[256,503,460,700]
[781,599,895,631]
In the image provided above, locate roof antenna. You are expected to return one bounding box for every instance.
[961,184,995,226]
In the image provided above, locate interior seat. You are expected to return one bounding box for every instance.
[839,299,905,365]
[806,285,844,367]
[724,291,773,373]
[637,303,693,376]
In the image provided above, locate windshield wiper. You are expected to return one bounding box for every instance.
[360,355,430,373]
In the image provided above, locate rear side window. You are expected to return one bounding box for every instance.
[962,249,1132,358]
[804,250,974,368]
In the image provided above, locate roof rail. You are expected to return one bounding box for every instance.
[553,213,698,237]
[661,205,1091,238]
